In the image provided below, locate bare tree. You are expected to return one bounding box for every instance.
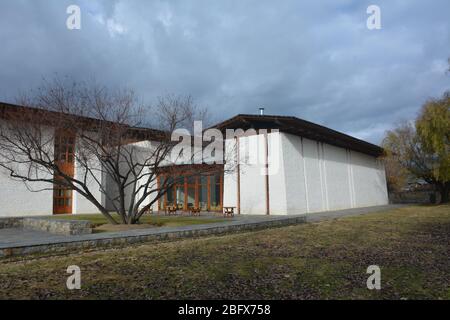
[0,78,223,224]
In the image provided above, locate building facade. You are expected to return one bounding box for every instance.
[0,103,388,217]
[222,131,388,215]
[217,114,388,215]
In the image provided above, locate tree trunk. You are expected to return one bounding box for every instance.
[437,182,450,204]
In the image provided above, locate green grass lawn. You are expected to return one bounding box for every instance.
[50,213,226,230]
[1,205,449,299]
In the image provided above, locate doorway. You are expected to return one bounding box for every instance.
[53,130,75,214]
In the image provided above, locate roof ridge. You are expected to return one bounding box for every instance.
[210,113,383,156]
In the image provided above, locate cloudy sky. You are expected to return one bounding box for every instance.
[0,0,449,144]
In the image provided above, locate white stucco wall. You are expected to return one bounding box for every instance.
[238,134,267,214]
[323,143,352,211]
[223,138,238,209]
[133,140,160,213]
[72,156,103,215]
[0,168,54,217]
[106,140,162,213]
[282,134,308,214]
[301,137,326,213]
[223,132,388,215]
[351,150,388,207]
[0,124,54,217]
[0,125,106,217]
[267,132,287,215]
[223,132,287,215]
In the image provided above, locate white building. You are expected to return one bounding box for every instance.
[0,103,388,217]
[217,114,388,215]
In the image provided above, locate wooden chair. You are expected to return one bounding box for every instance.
[223,207,235,218]
[165,205,177,216]
[190,207,201,216]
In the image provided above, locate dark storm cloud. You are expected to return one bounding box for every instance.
[0,0,449,143]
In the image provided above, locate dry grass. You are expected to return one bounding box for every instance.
[1,205,449,300]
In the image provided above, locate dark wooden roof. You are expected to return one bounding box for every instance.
[0,102,165,142]
[1,102,384,157]
[211,114,384,157]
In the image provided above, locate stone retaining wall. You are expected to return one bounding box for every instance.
[22,218,92,236]
[0,218,22,229]
[0,217,92,236]
[0,216,306,258]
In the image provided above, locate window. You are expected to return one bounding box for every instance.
[209,174,222,211]
[198,176,208,210]
[157,171,223,212]
[53,130,75,214]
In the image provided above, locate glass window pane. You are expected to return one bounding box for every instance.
[167,186,175,206]
[209,174,222,211]
[166,176,176,187]
[176,186,185,208]
[209,181,218,210]
[187,187,195,208]
[174,176,184,186]
[187,176,196,185]
[198,183,208,210]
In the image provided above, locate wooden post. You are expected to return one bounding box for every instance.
[220,174,223,211]
[236,136,241,215]
[184,176,187,211]
[195,176,199,209]
[207,175,211,211]
[157,175,161,211]
[264,132,270,215]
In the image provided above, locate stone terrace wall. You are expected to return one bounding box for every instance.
[0,217,92,236]
[22,218,92,236]
[0,218,22,229]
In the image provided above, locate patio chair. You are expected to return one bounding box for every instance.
[189,207,201,216]
[165,204,177,216]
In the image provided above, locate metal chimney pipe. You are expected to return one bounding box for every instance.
[259,107,265,116]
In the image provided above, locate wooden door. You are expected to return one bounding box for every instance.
[53,185,73,214]
[53,131,75,214]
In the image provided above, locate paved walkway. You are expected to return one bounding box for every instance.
[0,204,404,257]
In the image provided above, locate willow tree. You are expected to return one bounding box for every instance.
[415,92,450,202]
[383,91,450,203]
